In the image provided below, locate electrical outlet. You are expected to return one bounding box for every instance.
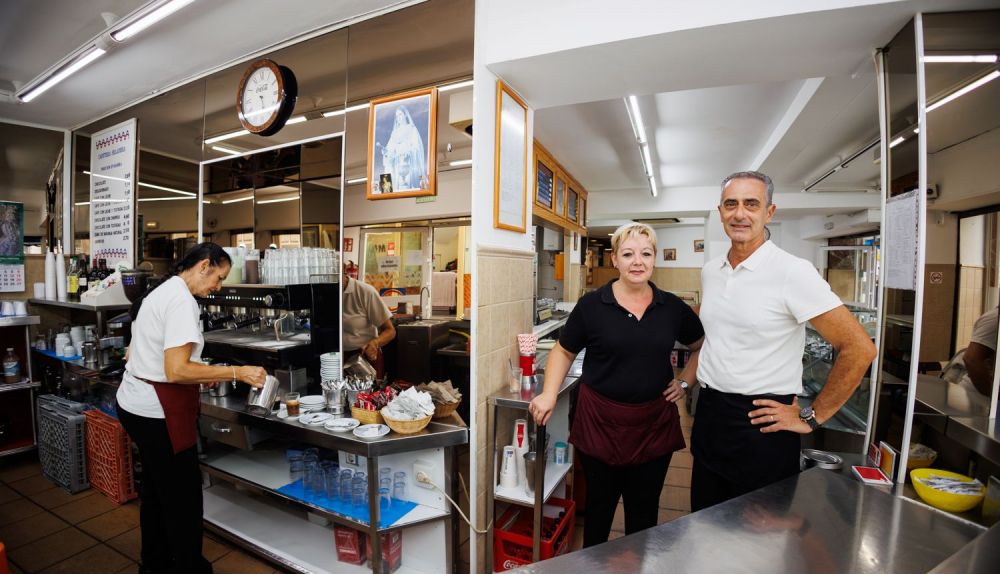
[346,453,358,466]
[413,459,434,489]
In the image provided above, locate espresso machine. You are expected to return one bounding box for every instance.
[198,283,339,397]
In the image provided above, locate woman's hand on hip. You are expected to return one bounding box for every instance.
[528,392,557,426]
[238,366,267,388]
[663,379,687,403]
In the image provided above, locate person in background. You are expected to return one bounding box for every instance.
[117,243,267,574]
[961,306,998,396]
[342,267,396,377]
[692,171,876,511]
[529,222,704,547]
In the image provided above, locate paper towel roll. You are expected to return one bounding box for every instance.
[55,251,67,302]
[44,251,57,300]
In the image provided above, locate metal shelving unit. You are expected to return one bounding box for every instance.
[0,316,39,457]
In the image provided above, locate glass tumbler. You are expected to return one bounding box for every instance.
[380,477,392,491]
[351,485,366,509]
[380,467,392,484]
[379,487,392,512]
[339,469,353,501]
[393,480,406,502]
[321,461,338,500]
[304,461,322,497]
[288,455,304,485]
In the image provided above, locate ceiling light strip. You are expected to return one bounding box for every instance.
[624,95,657,198]
[923,54,998,63]
[221,196,253,205]
[112,0,198,42]
[926,69,999,113]
[18,47,106,102]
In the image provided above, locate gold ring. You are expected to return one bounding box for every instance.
[771,415,775,422]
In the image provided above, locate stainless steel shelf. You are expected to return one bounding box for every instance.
[28,298,130,312]
[0,315,40,327]
[491,375,580,410]
[0,379,40,393]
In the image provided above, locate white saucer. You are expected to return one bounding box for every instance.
[324,417,360,432]
[353,424,390,440]
[299,412,334,426]
[276,410,299,421]
[299,395,326,406]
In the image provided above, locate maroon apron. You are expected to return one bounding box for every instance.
[569,382,685,466]
[137,377,200,454]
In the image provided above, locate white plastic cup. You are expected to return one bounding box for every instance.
[33,282,45,299]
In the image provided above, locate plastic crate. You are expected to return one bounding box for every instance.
[493,497,575,571]
[84,410,137,505]
[36,395,89,493]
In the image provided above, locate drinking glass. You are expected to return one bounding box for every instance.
[380,467,392,483]
[379,487,392,512]
[339,469,353,500]
[351,485,366,509]
[509,367,522,393]
[288,455,304,485]
[321,461,338,500]
[380,477,392,491]
[393,480,406,502]
[304,461,322,497]
[285,392,301,417]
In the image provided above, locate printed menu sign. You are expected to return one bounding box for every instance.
[0,201,25,292]
[90,118,137,267]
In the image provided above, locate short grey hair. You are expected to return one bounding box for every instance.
[721,171,774,205]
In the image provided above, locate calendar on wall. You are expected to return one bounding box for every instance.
[0,201,25,292]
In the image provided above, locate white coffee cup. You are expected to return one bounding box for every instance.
[0,301,13,316]
[33,282,45,299]
[13,301,27,316]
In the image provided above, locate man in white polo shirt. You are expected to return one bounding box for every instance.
[690,171,876,511]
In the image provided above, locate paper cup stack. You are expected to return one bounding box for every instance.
[320,352,341,383]
[517,334,538,355]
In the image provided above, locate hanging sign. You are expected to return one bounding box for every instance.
[90,118,138,267]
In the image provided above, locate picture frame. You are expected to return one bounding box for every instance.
[494,80,529,232]
[694,239,705,253]
[367,87,437,200]
[663,248,677,262]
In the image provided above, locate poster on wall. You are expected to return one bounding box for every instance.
[90,118,138,268]
[885,189,919,290]
[0,201,25,292]
[494,81,528,232]
[367,88,437,200]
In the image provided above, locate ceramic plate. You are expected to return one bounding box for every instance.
[299,412,334,426]
[299,395,326,406]
[276,410,298,421]
[324,417,360,432]
[353,424,390,440]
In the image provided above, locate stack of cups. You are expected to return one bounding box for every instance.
[44,252,57,300]
[499,445,518,488]
[54,333,72,357]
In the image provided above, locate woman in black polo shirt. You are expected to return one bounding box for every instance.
[529,222,704,547]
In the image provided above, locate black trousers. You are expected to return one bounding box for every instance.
[690,386,800,512]
[117,404,212,574]
[578,451,672,548]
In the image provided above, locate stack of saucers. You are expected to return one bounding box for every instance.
[320,351,341,383]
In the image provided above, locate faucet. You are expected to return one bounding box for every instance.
[418,286,431,320]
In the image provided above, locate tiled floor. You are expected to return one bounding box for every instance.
[0,453,286,574]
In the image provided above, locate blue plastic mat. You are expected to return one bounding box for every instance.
[276,480,417,528]
[35,348,82,361]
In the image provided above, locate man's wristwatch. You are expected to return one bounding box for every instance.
[799,406,820,430]
[676,379,689,391]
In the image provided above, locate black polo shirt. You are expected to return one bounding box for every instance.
[559,279,704,403]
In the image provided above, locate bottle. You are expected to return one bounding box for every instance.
[3,348,20,384]
[101,259,112,279]
[67,256,80,302]
[87,256,101,287]
[77,257,89,299]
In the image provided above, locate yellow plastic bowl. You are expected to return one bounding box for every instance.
[910,468,985,513]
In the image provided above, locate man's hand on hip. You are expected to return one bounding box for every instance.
[749,397,812,434]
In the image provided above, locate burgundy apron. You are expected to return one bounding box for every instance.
[137,377,200,454]
[569,382,685,466]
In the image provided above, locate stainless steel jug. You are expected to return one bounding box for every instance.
[246,375,280,415]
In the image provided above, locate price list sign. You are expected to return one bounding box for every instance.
[90,118,137,268]
[0,201,25,292]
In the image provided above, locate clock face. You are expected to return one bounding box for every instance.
[241,66,280,128]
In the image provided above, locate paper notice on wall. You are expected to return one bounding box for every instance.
[0,201,25,292]
[90,118,137,268]
[378,255,400,272]
[885,190,919,290]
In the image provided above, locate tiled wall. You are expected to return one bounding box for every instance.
[565,263,584,302]
[955,265,985,350]
[473,245,535,571]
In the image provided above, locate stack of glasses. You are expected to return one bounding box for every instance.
[261,247,340,285]
[288,451,408,514]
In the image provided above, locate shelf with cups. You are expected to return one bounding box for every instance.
[27,298,130,312]
[198,393,466,574]
[0,315,38,458]
[0,315,40,327]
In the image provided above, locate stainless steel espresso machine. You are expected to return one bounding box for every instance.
[198,283,339,397]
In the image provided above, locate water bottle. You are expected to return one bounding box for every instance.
[3,348,20,384]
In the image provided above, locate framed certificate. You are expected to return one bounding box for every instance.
[494,81,528,232]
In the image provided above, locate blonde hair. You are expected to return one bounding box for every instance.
[610,222,657,254]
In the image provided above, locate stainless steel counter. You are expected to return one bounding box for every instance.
[929,521,1000,573]
[200,395,468,456]
[511,469,985,573]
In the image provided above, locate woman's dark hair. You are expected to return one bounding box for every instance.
[130,242,232,320]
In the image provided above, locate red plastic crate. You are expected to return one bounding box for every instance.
[493,497,575,571]
[84,410,137,505]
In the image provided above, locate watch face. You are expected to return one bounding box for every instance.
[800,407,815,419]
[241,65,280,127]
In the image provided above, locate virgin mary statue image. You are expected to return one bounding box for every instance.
[376,105,428,192]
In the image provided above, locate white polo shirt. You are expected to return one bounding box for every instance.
[698,241,842,396]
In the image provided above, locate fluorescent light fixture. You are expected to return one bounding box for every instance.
[18,47,106,102]
[204,129,250,145]
[448,159,473,167]
[139,182,194,196]
[649,174,658,198]
[211,145,243,155]
[322,102,370,118]
[346,177,368,185]
[889,136,907,148]
[926,70,1000,112]
[138,196,196,202]
[624,95,658,198]
[221,195,253,205]
[438,79,474,92]
[75,201,91,206]
[286,115,307,125]
[112,0,197,42]
[257,196,299,205]
[923,54,998,63]
[913,127,920,134]
[641,145,653,177]
[626,95,647,144]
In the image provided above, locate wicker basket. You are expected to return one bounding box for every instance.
[351,406,384,425]
[381,412,432,434]
[432,401,461,419]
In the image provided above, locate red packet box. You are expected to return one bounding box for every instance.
[334,525,368,565]
[367,530,403,574]
[852,465,892,486]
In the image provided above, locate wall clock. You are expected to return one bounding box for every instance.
[236,59,297,136]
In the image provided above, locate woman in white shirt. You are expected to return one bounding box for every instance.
[116,243,266,574]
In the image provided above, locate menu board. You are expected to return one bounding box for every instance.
[0,201,25,292]
[885,189,919,290]
[90,118,137,267]
[568,188,579,222]
[536,162,553,209]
